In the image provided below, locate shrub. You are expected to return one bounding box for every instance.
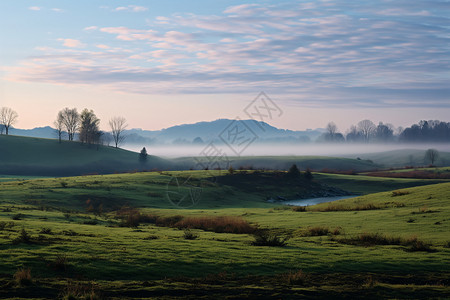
[61,230,78,236]
[228,166,234,175]
[60,181,68,188]
[311,203,382,212]
[304,168,313,181]
[83,219,98,225]
[304,226,330,236]
[12,228,32,244]
[301,226,341,236]
[291,206,306,212]
[61,281,101,300]
[183,229,199,240]
[251,230,289,247]
[334,233,435,252]
[392,190,410,197]
[284,270,306,285]
[12,213,24,220]
[174,216,257,234]
[49,254,69,272]
[39,227,52,234]
[404,236,435,252]
[14,268,32,286]
[286,164,301,178]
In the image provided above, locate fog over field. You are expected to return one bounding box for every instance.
[123,143,450,158]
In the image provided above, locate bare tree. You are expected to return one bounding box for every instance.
[357,119,376,142]
[109,116,127,148]
[424,149,439,166]
[59,108,80,141]
[326,122,338,136]
[54,111,65,143]
[0,107,18,135]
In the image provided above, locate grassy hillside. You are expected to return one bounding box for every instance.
[0,170,446,210]
[1,135,387,177]
[314,173,450,194]
[0,135,171,176]
[350,148,450,168]
[0,174,449,298]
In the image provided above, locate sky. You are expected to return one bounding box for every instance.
[0,0,449,132]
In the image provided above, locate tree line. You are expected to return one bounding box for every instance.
[1,106,449,144]
[320,119,450,143]
[54,108,128,148]
[0,106,128,149]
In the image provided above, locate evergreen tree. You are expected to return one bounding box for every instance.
[139,147,148,162]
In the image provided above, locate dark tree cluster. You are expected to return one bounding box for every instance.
[319,120,395,143]
[399,120,450,143]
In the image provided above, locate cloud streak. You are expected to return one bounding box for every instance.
[8,1,450,109]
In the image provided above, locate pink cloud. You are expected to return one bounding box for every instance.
[58,39,86,48]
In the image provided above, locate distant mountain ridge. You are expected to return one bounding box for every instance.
[8,119,324,145]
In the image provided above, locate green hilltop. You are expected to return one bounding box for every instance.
[0,135,171,176]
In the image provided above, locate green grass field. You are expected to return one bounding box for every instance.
[0,171,449,299]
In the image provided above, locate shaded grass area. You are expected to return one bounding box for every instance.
[1,272,449,299]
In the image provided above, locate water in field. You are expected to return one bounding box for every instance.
[283,195,357,207]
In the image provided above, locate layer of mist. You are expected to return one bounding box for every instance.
[123,143,450,158]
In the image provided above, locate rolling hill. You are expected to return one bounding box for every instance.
[0,135,172,176]
[0,135,384,176]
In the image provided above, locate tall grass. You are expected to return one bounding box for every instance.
[332,233,435,252]
[174,216,257,234]
[117,208,257,234]
[14,268,32,286]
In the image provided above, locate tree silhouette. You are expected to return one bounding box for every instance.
[0,107,18,135]
[424,149,439,166]
[139,147,148,162]
[109,116,127,148]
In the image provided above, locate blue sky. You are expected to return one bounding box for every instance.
[1,0,449,131]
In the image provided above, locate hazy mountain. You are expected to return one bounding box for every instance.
[126,119,322,145]
[9,126,56,139]
[7,119,323,145]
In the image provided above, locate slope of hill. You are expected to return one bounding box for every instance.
[347,149,450,167]
[0,135,172,176]
[1,135,384,176]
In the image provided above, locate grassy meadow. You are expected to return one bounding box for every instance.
[0,170,449,299]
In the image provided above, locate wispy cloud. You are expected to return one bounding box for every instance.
[114,5,148,12]
[57,38,86,48]
[28,6,41,11]
[8,1,450,109]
